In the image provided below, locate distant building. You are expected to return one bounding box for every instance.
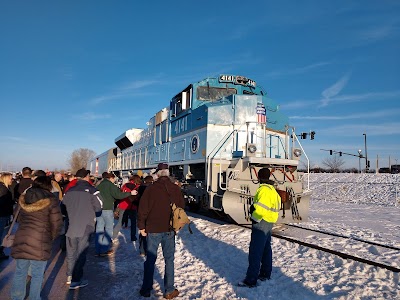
[391,165,400,174]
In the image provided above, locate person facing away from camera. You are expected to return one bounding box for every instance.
[138,163,184,299]
[62,168,103,289]
[136,175,154,256]
[117,174,142,242]
[96,172,136,255]
[239,167,281,288]
[10,175,63,300]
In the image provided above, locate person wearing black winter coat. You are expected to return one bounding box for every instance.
[10,176,63,300]
[0,172,15,260]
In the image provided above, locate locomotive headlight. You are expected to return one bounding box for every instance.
[248,144,257,153]
[293,148,302,157]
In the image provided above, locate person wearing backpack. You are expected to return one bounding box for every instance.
[137,163,184,299]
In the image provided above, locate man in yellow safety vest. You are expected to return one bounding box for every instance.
[239,167,281,287]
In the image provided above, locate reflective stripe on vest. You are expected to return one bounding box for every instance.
[254,201,280,213]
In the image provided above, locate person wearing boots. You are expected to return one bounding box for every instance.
[239,167,281,287]
[0,172,15,259]
[138,163,184,299]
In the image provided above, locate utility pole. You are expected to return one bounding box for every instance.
[358,149,362,173]
[363,133,368,172]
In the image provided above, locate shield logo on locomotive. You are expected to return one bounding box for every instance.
[191,134,200,154]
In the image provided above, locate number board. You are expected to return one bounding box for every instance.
[219,75,256,87]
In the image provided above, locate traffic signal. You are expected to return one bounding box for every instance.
[301,132,307,139]
[329,150,333,155]
[339,152,342,156]
[367,160,370,167]
[310,131,315,140]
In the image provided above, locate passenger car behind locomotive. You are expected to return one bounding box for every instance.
[88,74,311,225]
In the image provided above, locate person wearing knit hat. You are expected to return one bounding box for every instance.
[239,167,281,287]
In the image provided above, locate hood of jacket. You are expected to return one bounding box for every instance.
[20,188,54,213]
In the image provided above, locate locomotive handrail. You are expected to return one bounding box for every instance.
[206,129,238,192]
[291,129,311,191]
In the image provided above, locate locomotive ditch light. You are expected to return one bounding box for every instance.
[248,144,257,154]
[293,148,302,158]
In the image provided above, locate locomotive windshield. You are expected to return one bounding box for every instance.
[197,86,237,101]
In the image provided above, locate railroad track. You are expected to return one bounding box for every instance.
[272,224,400,273]
[285,223,400,251]
[189,211,400,273]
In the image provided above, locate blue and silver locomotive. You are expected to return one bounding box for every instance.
[88,74,311,225]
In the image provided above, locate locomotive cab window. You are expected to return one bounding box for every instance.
[171,88,191,117]
[197,86,237,101]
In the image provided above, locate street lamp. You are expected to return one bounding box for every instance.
[358,149,362,173]
[363,133,368,172]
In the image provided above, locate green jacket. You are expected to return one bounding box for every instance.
[97,179,130,210]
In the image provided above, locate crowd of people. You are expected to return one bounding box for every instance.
[0,164,281,299]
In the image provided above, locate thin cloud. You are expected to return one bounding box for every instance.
[265,62,331,79]
[290,108,400,120]
[0,136,24,142]
[89,79,159,105]
[119,80,159,91]
[320,72,351,107]
[321,122,400,136]
[282,90,400,110]
[358,23,397,42]
[73,112,112,121]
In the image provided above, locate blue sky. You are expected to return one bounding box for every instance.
[1,1,399,171]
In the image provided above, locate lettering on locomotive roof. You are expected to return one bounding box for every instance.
[219,75,256,87]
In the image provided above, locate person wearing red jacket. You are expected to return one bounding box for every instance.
[115,175,142,242]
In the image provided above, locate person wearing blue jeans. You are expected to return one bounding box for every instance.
[95,209,114,254]
[240,167,281,287]
[245,220,274,284]
[97,172,133,254]
[138,164,184,299]
[11,259,47,300]
[142,232,175,293]
[10,175,63,299]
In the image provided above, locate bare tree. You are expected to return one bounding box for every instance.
[68,148,96,174]
[299,159,318,172]
[321,156,345,172]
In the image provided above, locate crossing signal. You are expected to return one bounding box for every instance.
[310,131,315,140]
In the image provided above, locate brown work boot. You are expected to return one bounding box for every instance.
[164,289,179,299]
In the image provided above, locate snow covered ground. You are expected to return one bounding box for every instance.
[103,173,400,300]
[1,174,398,299]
